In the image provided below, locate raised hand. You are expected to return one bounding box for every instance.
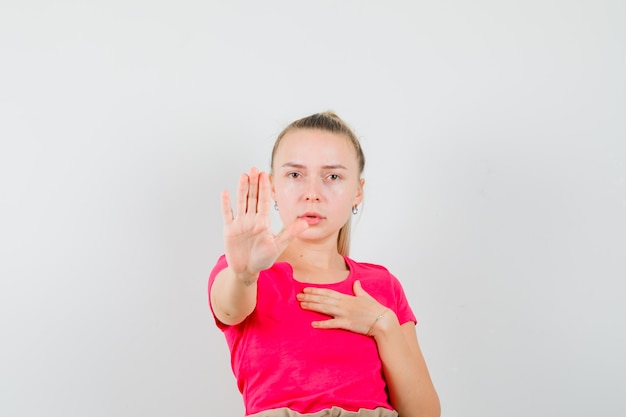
[296,280,397,337]
[221,167,308,279]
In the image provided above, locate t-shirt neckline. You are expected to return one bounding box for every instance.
[276,255,354,287]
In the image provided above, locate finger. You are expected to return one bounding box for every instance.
[297,292,340,305]
[301,287,342,298]
[246,167,260,214]
[300,298,345,317]
[235,173,249,217]
[257,172,271,217]
[274,219,309,249]
[220,189,234,224]
[312,318,342,329]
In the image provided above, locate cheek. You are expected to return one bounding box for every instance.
[329,189,350,202]
[329,184,359,201]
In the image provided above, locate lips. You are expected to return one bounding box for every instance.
[298,212,325,225]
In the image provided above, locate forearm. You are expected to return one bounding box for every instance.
[210,267,258,325]
[373,314,440,417]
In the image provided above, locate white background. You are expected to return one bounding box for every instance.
[1,1,625,416]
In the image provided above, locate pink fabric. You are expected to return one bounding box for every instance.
[208,255,417,416]
[246,406,398,417]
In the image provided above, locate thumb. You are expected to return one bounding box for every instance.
[275,219,309,248]
[353,280,372,298]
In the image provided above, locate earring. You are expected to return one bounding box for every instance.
[274,202,279,211]
[352,205,359,215]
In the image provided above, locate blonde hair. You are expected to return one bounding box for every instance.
[270,111,365,256]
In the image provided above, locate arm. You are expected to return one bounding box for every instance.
[210,168,308,326]
[210,267,259,326]
[371,313,440,417]
[297,281,440,417]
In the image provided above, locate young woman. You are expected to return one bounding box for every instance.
[209,112,440,417]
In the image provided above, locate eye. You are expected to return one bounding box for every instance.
[287,172,301,179]
[327,174,340,181]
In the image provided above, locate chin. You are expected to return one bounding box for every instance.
[297,228,338,243]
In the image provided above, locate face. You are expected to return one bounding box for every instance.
[271,129,364,244]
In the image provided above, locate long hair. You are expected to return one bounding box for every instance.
[270,111,365,256]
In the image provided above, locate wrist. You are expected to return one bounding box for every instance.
[369,309,400,339]
[231,269,259,287]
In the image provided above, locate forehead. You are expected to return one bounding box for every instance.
[274,129,358,167]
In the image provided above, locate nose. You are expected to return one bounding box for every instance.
[304,178,321,202]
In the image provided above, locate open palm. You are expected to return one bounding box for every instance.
[221,168,307,276]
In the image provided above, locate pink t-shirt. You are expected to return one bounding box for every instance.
[208,255,417,415]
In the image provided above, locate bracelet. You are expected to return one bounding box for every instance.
[366,308,389,336]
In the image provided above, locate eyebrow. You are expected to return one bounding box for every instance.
[281,162,348,170]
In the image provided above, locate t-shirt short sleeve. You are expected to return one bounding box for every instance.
[207,254,230,331]
[389,272,418,326]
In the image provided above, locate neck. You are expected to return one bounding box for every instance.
[279,240,344,271]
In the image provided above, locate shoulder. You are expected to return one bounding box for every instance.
[345,257,398,286]
[345,256,407,292]
[345,256,392,275]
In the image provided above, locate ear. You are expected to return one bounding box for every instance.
[354,177,365,206]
